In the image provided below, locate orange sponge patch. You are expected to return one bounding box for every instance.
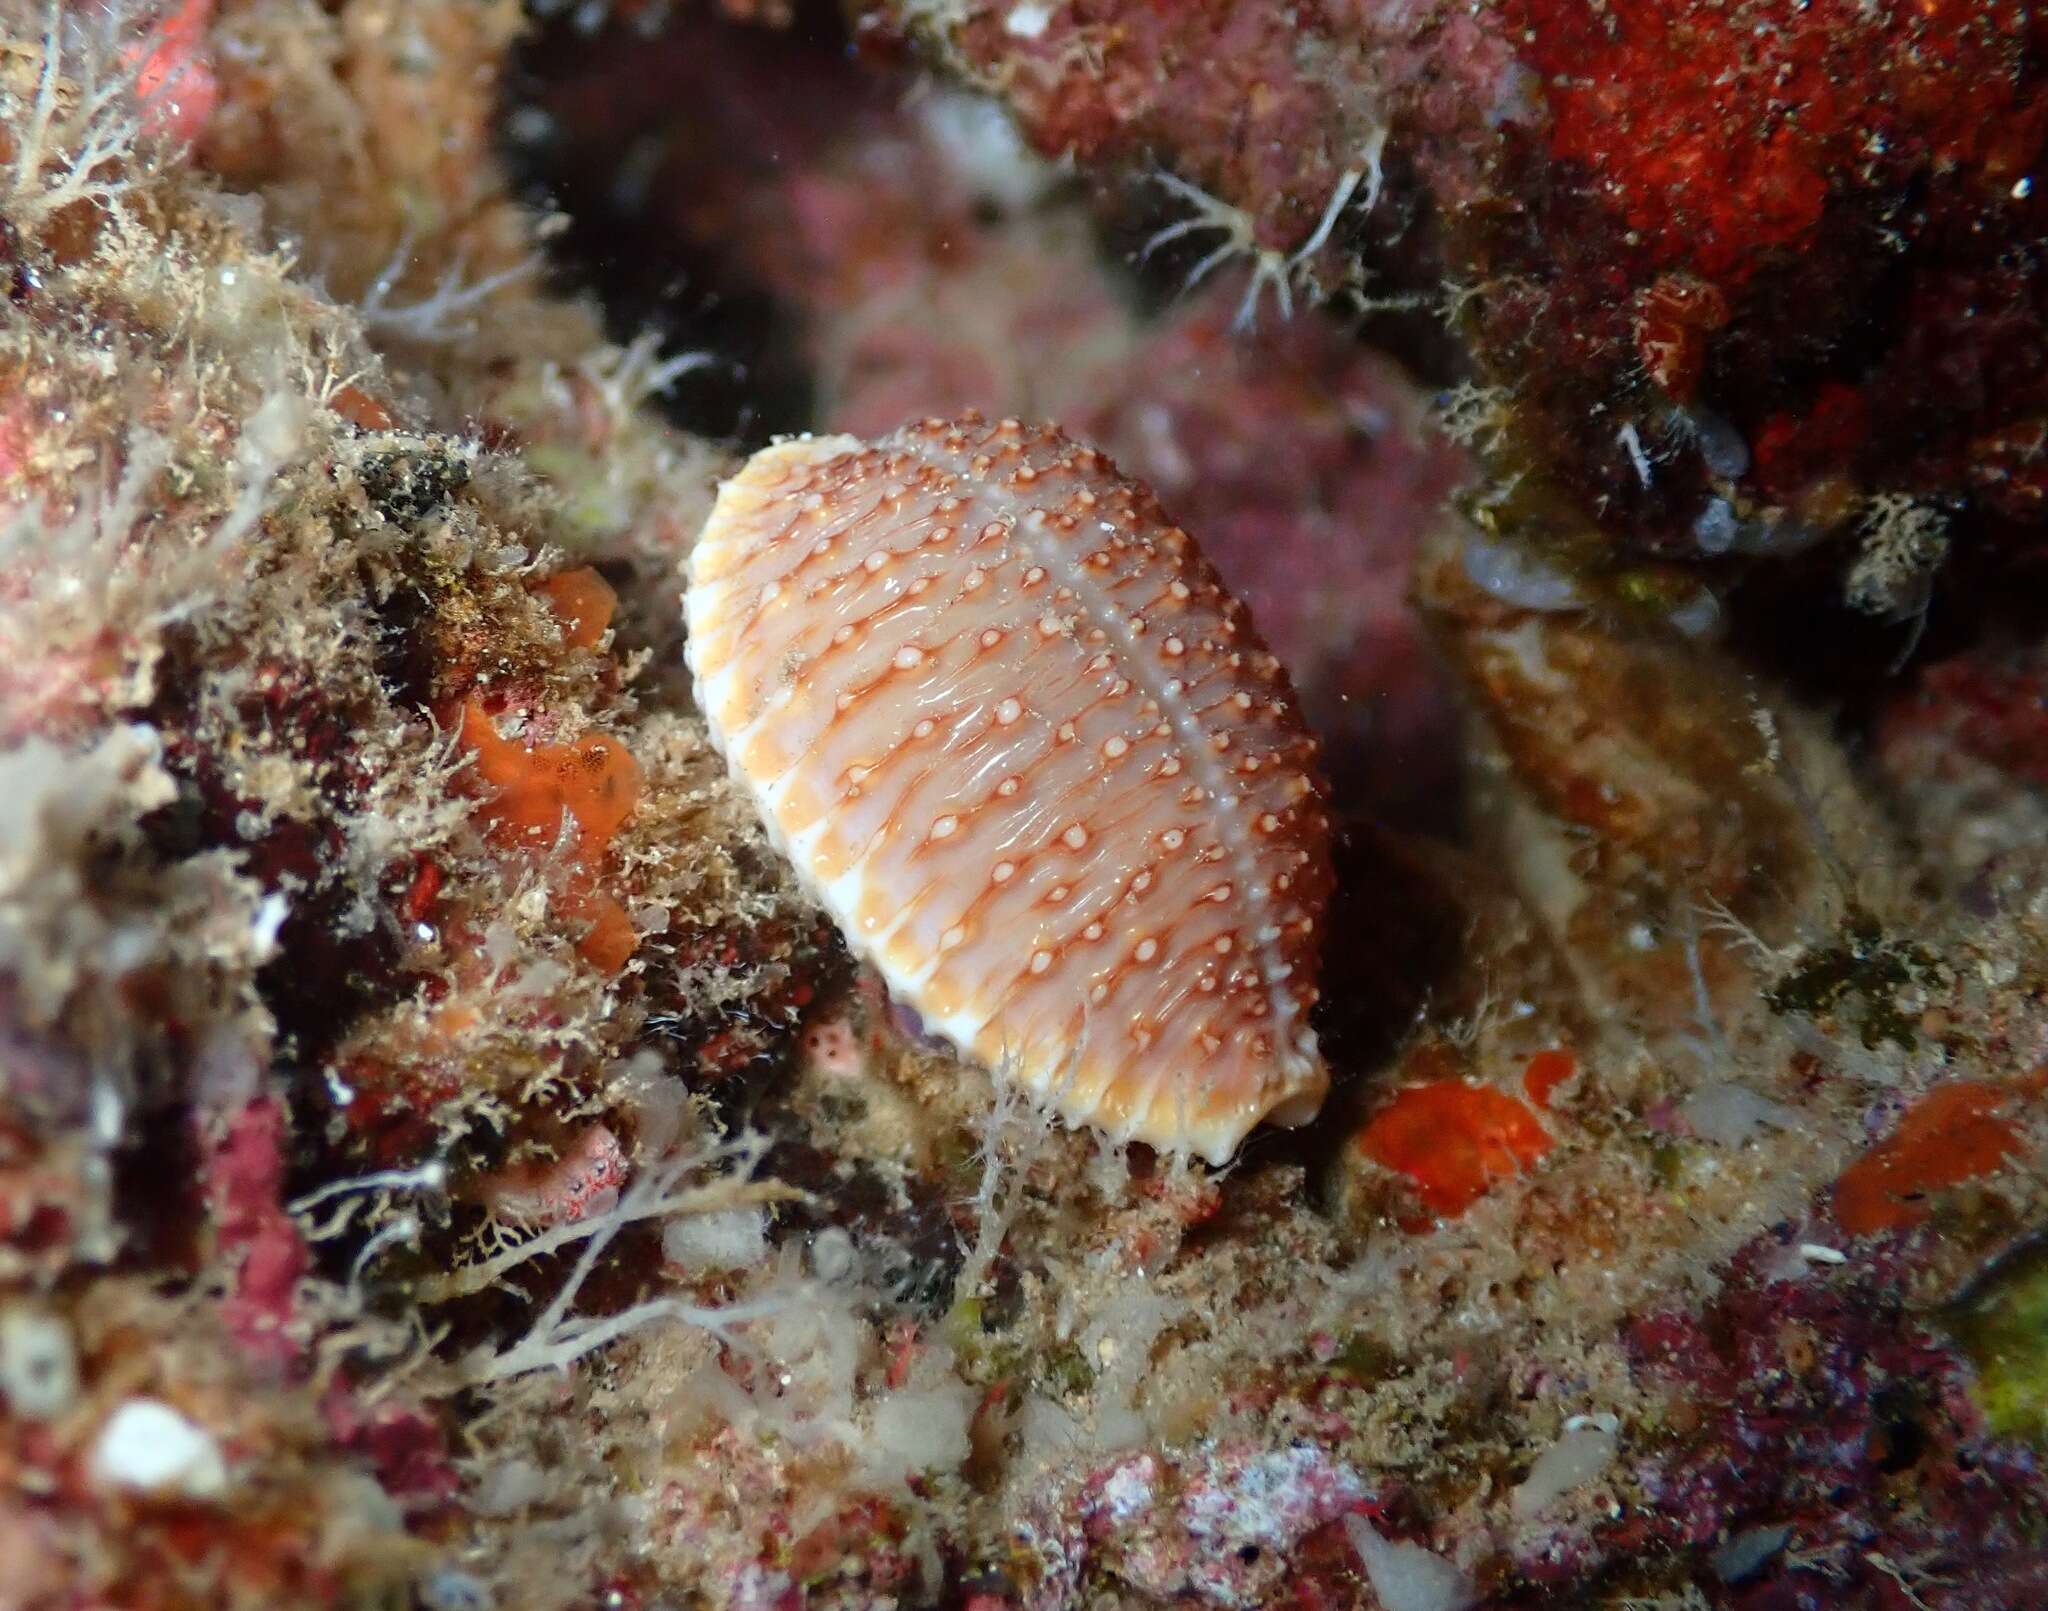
[1522,1048,1577,1110]
[455,695,640,855]
[1834,1080,2031,1235]
[538,567,618,651]
[565,886,638,974]
[1358,1077,1555,1220]
[451,696,643,975]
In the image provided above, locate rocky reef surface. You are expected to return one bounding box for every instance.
[0,2,2044,1608]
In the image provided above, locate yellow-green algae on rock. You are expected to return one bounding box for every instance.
[1947,1241,2048,1450]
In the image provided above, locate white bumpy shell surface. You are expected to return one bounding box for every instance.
[685,414,1333,1163]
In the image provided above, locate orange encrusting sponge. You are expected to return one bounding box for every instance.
[451,693,641,972]
[539,566,618,651]
[455,696,639,854]
[1356,1076,1555,1220]
[1833,1078,2036,1235]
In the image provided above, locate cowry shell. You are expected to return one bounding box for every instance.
[685,414,1332,1162]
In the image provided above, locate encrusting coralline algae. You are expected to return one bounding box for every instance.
[0,2,2045,1609]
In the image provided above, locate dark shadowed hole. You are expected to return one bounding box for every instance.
[499,3,856,444]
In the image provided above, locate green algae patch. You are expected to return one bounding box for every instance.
[1945,1241,2048,1449]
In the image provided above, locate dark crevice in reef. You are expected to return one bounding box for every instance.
[1262,824,1468,1189]
[1721,543,2048,739]
[137,632,412,1078]
[499,4,844,446]
[754,1129,968,1317]
[504,0,1470,450]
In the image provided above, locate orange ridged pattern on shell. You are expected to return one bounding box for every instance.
[685,415,1333,1162]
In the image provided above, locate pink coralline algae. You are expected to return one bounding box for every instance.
[1617,1232,2048,1606]
[205,1095,311,1372]
[1021,1442,1373,1609]
[873,0,1428,274]
[1884,643,2048,793]
[688,414,1333,1161]
[475,1121,630,1228]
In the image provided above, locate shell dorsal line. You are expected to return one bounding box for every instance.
[978,441,1311,1074]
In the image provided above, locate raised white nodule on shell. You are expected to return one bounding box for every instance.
[684,417,1333,1162]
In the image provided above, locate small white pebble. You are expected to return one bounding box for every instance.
[810,1227,858,1283]
[91,1399,229,1499]
[1005,2,1053,37]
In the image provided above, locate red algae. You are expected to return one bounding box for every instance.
[328,384,396,433]
[130,0,219,146]
[1885,650,2048,791]
[1749,381,1873,506]
[1834,1079,2033,1235]
[1521,1048,1576,1110]
[453,694,640,854]
[1357,1073,1555,1220]
[1506,0,2041,283]
[395,856,444,927]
